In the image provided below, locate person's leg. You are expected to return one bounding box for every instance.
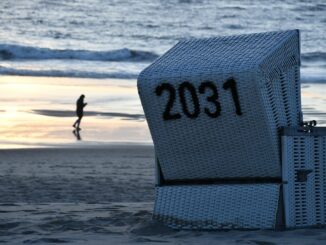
[77,116,82,129]
[73,118,79,127]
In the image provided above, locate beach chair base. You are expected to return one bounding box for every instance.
[153,184,282,230]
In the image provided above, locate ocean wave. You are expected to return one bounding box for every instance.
[0,66,138,79]
[292,4,326,12]
[302,52,326,63]
[301,72,326,84]
[301,75,326,84]
[0,44,158,61]
[1,66,325,82]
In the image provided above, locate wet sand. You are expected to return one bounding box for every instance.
[0,76,151,149]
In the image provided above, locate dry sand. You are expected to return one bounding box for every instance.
[1,146,326,244]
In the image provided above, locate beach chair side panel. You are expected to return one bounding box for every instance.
[282,127,326,228]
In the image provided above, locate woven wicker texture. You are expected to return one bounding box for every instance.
[282,127,326,228]
[138,30,301,180]
[153,184,280,230]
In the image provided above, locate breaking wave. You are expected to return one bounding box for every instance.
[302,52,326,63]
[0,44,158,62]
[0,66,138,79]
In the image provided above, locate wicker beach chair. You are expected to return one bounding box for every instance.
[138,30,303,229]
[138,30,301,181]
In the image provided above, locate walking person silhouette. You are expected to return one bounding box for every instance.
[73,94,87,130]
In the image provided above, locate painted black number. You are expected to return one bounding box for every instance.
[155,83,181,120]
[155,79,242,121]
[223,78,242,116]
[199,81,221,118]
[178,82,200,119]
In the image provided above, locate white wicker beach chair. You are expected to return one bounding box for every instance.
[138,30,301,181]
[282,126,326,228]
[138,30,304,230]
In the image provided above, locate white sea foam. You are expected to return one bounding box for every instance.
[301,67,326,84]
[0,65,139,79]
[0,64,325,81]
[0,44,158,62]
[301,73,326,84]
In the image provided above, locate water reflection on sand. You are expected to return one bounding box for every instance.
[0,76,151,148]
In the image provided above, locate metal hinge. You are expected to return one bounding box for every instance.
[300,120,317,133]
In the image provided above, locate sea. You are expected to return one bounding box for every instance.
[0,0,325,82]
[1,1,326,244]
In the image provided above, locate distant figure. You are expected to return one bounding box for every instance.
[73,94,87,130]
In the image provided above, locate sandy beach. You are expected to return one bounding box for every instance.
[1,146,326,244]
[1,77,326,244]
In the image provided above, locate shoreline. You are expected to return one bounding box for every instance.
[0,137,154,150]
[0,75,151,149]
[0,141,154,150]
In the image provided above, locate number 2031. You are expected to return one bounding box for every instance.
[155,78,242,121]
